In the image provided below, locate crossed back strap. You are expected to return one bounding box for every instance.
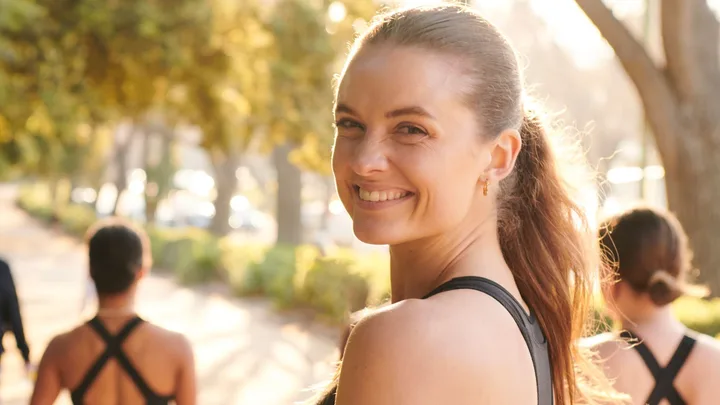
[620,330,696,405]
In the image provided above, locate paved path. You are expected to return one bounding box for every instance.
[0,184,339,405]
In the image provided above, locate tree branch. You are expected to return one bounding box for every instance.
[660,0,718,102]
[575,0,683,157]
[693,0,720,93]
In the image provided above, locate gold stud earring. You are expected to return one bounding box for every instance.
[483,179,489,196]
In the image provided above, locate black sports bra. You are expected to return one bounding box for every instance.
[620,329,696,405]
[320,276,554,405]
[70,316,175,405]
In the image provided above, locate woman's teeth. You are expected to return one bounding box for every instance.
[358,188,409,202]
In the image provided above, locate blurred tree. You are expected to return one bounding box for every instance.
[576,0,720,295]
[0,0,216,214]
[178,0,268,236]
[264,0,378,245]
[140,116,178,224]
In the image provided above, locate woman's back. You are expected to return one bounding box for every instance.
[40,315,193,405]
[594,207,720,405]
[32,313,195,405]
[31,219,196,405]
[592,328,720,405]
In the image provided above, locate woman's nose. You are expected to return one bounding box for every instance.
[350,137,389,176]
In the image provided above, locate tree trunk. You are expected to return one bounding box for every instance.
[662,119,720,295]
[575,0,720,295]
[111,136,132,216]
[209,153,240,237]
[273,142,303,245]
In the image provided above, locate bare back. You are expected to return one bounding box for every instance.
[31,315,195,405]
[591,331,720,405]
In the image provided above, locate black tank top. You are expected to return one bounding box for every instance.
[319,276,554,405]
[619,329,696,405]
[70,316,175,405]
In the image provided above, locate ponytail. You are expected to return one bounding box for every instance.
[498,110,617,404]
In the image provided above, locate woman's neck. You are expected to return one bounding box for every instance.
[97,293,135,316]
[388,216,513,302]
[619,305,685,336]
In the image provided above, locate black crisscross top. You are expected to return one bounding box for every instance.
[620,329,696,405]
[70,316,175,405]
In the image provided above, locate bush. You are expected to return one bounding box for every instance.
[220,240,269,296]
[17,183,54,221]
[301,256,369,323]
[16,186,222,287]
[57,204,97,237]
[243,244,320,308]
[146,227,221,285]
[673,297,720,337]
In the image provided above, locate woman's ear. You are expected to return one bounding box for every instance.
[486,128,522,181]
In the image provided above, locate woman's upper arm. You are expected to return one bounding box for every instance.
[174,335,197,405]
[335,299,529,405]
[29,337,63,405]
[336,303,478,405]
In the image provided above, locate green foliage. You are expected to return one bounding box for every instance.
[299,247,390,322]
[0,0,217,178]
[241,244,320,308]
[56,204,97,237]
[146,226,221,284]
[16,182,54,221]
[220,239,269,295]
[301,255,369,322]
[17,183,96,233]
[672,297,720,337]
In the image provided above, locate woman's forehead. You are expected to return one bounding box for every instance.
[337,45,470,109]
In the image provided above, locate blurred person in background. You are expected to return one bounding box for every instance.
[314,3,623,405]
[589,207,720,405]
[0,257,33,378]
[30,218,196,405]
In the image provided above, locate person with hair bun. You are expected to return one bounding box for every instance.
[590,206,720,405]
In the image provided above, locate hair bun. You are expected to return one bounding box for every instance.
[647,270,682,306]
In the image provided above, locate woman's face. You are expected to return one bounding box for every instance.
[332,45,510,245]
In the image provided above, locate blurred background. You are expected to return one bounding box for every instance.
[1,0,719,403]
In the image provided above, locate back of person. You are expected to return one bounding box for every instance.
[31,218,195,405]
[591,330,720,405]
[591,207,720,405]
[51,317,186,404]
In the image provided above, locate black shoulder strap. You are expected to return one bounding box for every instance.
[620,330,696,405]
[424,276,553,405]
[71,316,156,401]
[424,276,529,322]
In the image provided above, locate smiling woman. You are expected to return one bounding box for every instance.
[309,3,626,405]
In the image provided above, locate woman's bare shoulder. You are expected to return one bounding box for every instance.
[141,322,194,357]
[690,332,720,368]
[336,294,533,404]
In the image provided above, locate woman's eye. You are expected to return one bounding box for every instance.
[396,124,428,136]
[334,119,363,130]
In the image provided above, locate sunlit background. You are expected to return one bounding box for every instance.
[2,0,720,404]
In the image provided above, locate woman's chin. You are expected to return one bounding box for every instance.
[353,224,403,246]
